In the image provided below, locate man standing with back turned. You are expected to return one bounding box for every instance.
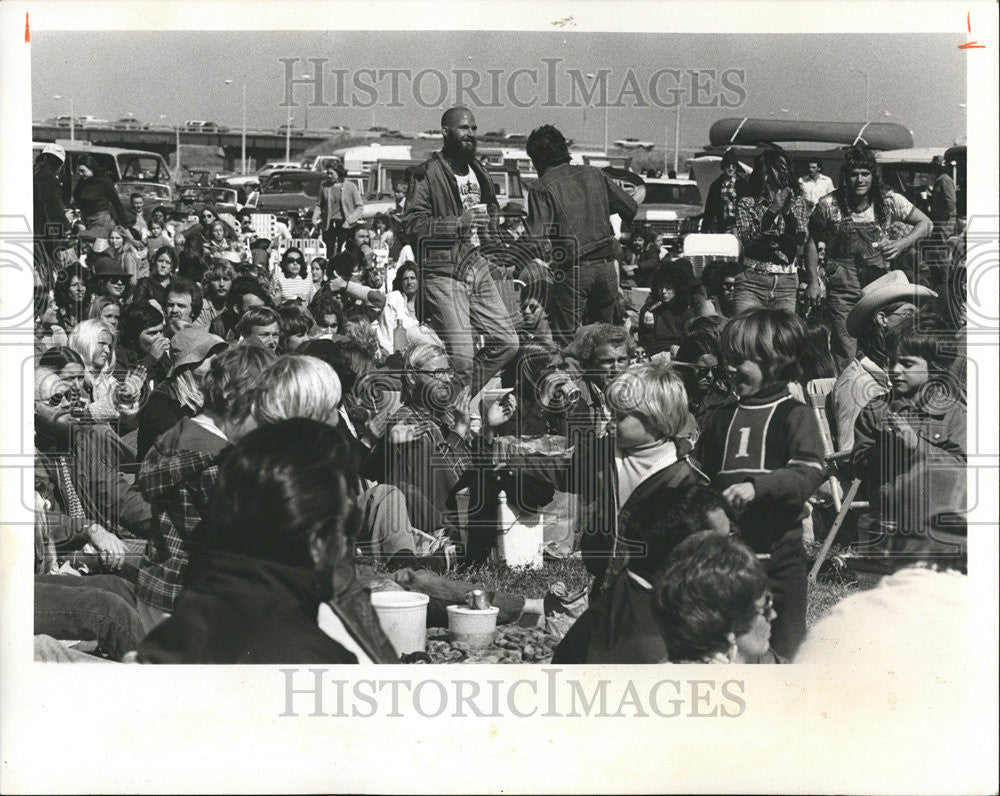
[404,106,518,399]
[525,125,638,346]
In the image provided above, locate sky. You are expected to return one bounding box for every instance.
[31,31,966,151]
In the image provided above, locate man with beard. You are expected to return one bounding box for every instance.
[525,125,638,346]
[403,106,518,400]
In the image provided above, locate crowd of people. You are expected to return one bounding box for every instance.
[29,104,968,664]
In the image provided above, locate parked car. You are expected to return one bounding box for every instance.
[32,141,174,208]
[251,169,324,215]
[277,124,304,137]
[367,126,390,134]
[78,116,112,129]
[329,125,350,133]
[256,161,304,179]
[418,129,443,140]
[184,120,228,133]
[614,138,656,151]
[626,177,704,247]
[114,116,149,130]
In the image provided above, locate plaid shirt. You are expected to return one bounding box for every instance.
[720,177,738,226]
[735,194,810,266]
[135,422,228,612]
[378,404,475,517]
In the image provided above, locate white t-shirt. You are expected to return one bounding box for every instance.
[454,169,482,210]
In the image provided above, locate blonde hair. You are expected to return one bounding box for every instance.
[605,361,689,439]
[251,354,342,427]
[68,318,116,380]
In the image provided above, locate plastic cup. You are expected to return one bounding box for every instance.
[370,591,429,656]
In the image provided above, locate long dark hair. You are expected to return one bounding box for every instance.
[835,144,890,227]
[53,262,91,319]
[746,148,799,200]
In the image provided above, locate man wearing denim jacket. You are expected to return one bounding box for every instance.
[403,107,518,399]
[525,125,638,346]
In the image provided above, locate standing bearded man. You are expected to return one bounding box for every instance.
[403,106,518,400]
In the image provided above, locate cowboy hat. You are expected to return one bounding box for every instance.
[89,253,128,277]
[846,270,937,337]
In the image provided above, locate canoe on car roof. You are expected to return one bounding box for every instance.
[709,118,914,151]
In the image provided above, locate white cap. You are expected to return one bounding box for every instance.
[42,143,66,163]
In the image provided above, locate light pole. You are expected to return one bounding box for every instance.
[849,66,870,122]
[53,94,74,141]
[224,79,248,175]
[673,103,681,175]
[585,73,609,154]
[302,74,312,133]
[285,108,293,162]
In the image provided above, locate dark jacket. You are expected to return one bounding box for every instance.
[701,172,750,233]
[138,550,359,664]
[136,381,196,461]
[526,163,637,266]
[403,151,500,277]
[73,175,126,223]
[552,567,665,664]
[34,161,68,243]
[637,299,694,356]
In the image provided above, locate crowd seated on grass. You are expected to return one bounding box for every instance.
[31,125,968,663]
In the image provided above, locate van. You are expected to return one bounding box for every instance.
[33,141,174,209]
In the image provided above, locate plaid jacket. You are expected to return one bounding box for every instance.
[135,418,229,612]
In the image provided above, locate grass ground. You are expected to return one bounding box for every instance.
[364,546,859,629]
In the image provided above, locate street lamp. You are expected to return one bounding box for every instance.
[585,73,609,155]
[848,66,870,122]
[224,79,248,175]
[673,103,682,175]
[301,75,312,133]
[285,110,294,162]
[53,94,74,141]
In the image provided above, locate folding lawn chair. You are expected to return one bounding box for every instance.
[805,378,870,582]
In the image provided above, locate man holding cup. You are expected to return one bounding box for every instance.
[403,106,518,400]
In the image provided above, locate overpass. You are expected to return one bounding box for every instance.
[31,124,333,171]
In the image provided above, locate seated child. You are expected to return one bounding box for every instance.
[851,312,966,570]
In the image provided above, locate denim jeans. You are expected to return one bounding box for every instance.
[764,535,808,660]
[547,259,619,347]
[34,574,148,661]
[422,256,519,397]
[824,259,869,372]
[731,269,799,315]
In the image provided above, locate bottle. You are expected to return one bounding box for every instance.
[393,318,408,352]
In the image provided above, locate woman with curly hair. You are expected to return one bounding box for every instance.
[805,144,933,370]
[638,260,694,357]
[653,531,780,664]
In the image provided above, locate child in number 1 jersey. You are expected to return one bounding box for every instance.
[695,308,826,659]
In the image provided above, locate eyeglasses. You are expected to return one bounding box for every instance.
[695,366,717,380]
[106,277,126,285]
[758,593,775,620]
[45,390,70,407]
[412,367,454,379]
[285,257,303,263]
[721,282,737,292]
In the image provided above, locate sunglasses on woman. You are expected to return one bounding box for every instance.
[45,390,71,407]
[106,276,126,285]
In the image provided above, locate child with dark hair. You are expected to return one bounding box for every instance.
[694,308,826,658]
[638,261,694,357]
[552,483,731,664]
[851,313,966,569]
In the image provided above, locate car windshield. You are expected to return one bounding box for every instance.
[643,183,702,205]
[262,174,322,197]
[119,155,169,183]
